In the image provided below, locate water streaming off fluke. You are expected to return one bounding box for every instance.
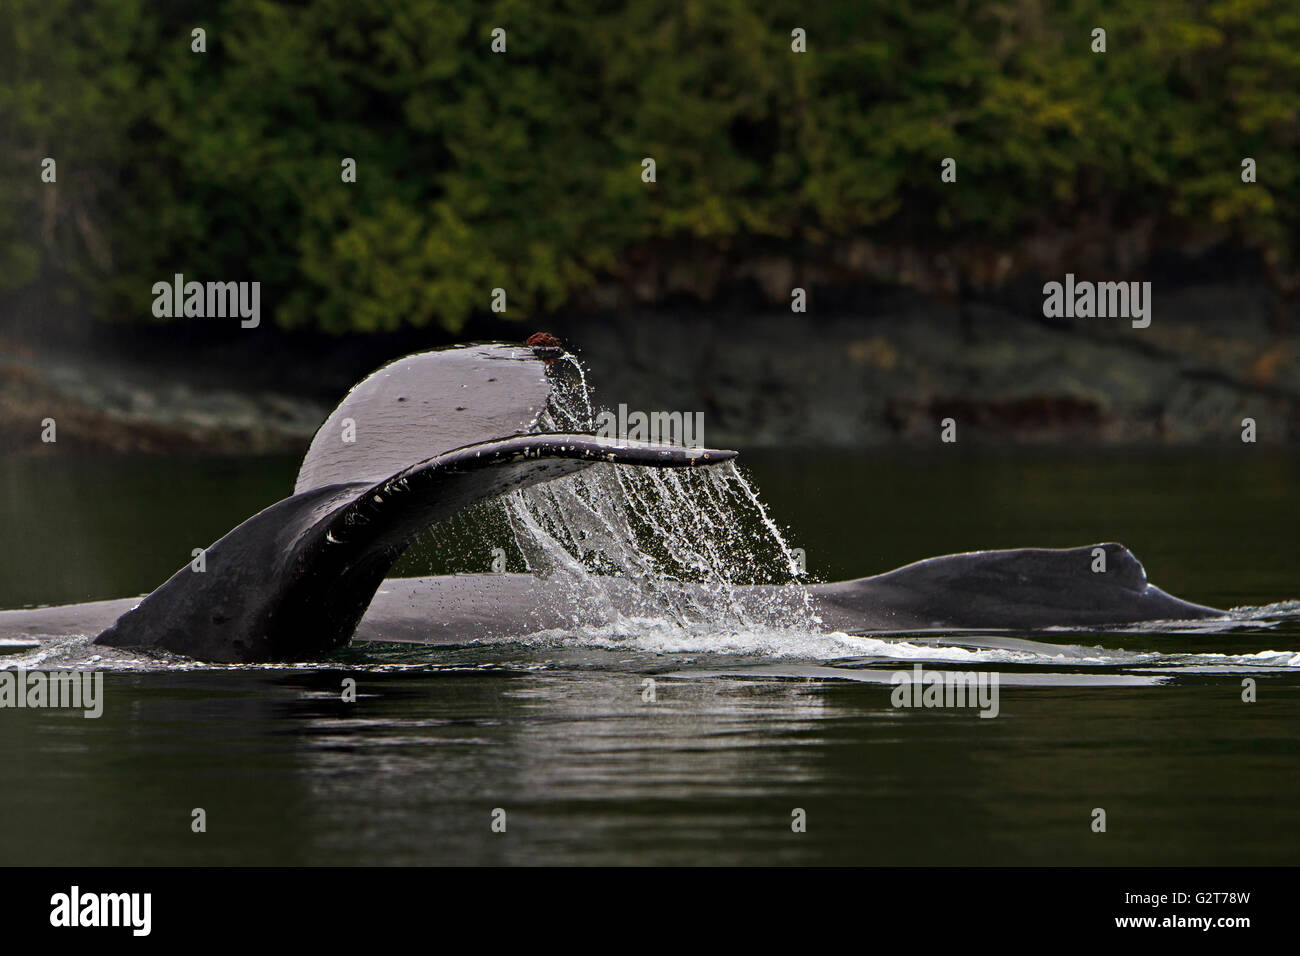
[502,351,816,634]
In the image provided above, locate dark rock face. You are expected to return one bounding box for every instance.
[2,252,1296,453]
[551,279,1299,448]
[0,344,328,455]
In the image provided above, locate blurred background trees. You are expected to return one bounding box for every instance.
[2,0,1298,334]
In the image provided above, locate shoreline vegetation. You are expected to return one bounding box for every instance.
[2,1,1297,452]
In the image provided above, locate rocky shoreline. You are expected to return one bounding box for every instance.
[0,339,328,456]
[553,276,1299,449]
[2,270,1296,455]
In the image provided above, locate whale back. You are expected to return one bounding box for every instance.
[294,343,553,493]
[811,543,1221,629]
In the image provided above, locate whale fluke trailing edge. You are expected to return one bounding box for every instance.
[0,340,1225,662]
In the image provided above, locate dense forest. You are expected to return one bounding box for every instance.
[2,0,1298,333]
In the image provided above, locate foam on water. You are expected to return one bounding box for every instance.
[6,619,1299,674]
[494,621,1300,669]
[506,623,1080,663]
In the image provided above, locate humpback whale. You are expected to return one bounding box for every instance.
[0,340,1223,662]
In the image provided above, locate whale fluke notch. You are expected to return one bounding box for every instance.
[96,435,736,662]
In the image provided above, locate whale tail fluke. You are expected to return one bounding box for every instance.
[95,342,738,662]
[95,434,736,662]
[293,342,561,494]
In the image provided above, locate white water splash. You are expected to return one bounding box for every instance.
[487,622,1300,669]
[502,351,815,633]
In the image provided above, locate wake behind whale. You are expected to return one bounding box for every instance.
[1,336,1290,668]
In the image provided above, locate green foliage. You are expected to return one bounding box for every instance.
[2,0,1299,332]
[0,0,150,297]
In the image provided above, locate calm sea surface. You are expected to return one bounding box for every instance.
[1,450,1296,865]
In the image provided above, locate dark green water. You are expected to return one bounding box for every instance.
[1,451,1297,865]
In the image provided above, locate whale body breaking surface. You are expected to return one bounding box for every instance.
[0,341,1225,663]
